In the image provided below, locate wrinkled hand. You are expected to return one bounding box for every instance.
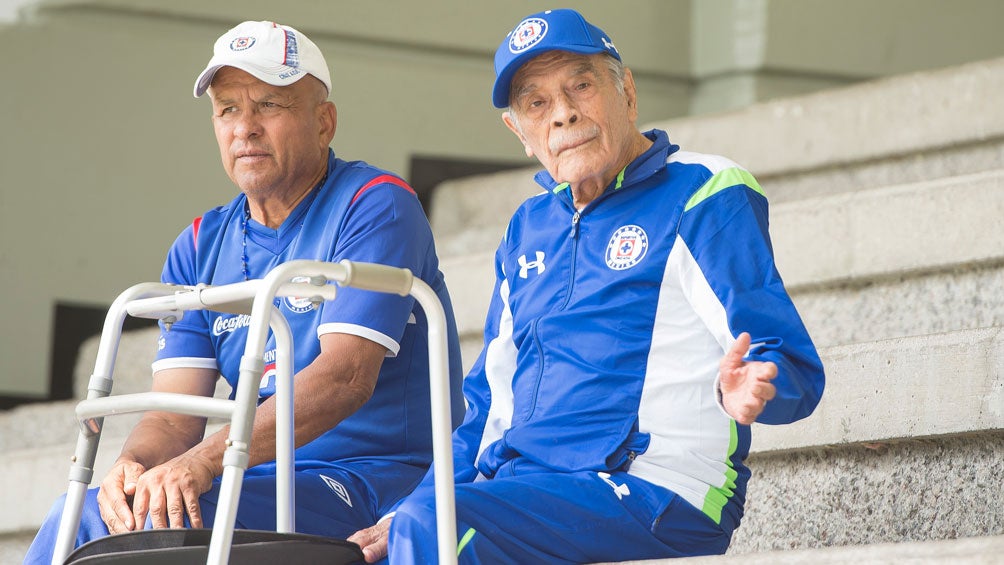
[347,517,392,563]
[719,332,778,425]
[129,452,217,530]
[97,459,147,533]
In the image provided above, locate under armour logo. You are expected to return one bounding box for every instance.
[320,475,353,507]
[598,472,631,500]
[518,251,546,279]
[601,37,618,54]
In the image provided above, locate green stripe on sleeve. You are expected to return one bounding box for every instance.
[684,168,765,212]
[701,419,740,524]
[457,527,477,556]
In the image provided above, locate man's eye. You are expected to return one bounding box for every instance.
[574,82,590,91]
[219,106,236,115]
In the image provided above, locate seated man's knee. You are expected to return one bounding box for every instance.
[393,489,437,532]
[389,489,440,559]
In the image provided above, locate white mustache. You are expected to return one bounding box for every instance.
[549,125,599,154]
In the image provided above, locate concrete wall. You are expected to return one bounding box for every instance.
[1,0,1003,400]
[690,0,1004,113]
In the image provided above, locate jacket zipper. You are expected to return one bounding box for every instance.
[558,210,581,311]
[526,209,581,421]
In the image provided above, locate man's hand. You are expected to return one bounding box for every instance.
[97,460,147,533]
[129,452,218,529]
[719,332,778,425]
[347,517,392,563]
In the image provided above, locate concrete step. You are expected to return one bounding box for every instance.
[753,326,1003,453]
[732,328,1004,553]
[787,261,1003,351]
[732,430,1003,556]
[643,56,1004,203]
[770,168,1004,291]
[602,533,1004,564]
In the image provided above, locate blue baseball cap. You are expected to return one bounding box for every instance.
[492,9,621,108]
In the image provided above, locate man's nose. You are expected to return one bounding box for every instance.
[552,94,579,127]
[233,109,263,138]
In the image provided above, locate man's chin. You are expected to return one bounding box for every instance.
[551,161,605,186]
[232,174,276,196]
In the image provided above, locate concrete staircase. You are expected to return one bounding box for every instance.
[3,57,1003,563]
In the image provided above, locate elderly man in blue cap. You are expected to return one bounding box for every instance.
[350,8,824,563]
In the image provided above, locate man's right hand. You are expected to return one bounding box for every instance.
[96,459,147,533]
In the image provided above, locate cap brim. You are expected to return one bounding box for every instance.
[491,45,610,108]
[193,64,223,97]
[192,59,308,98]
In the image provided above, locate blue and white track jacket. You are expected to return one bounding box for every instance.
[451,129,824,527]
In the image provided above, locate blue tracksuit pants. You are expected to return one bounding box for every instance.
[389,468,735,564]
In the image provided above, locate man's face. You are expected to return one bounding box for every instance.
[503,52,639,188]
[208,67,334,198]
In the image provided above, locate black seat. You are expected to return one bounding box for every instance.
[63,529,364,565]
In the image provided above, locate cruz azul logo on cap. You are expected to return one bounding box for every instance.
[605,225,649,270]
[230,36,256,51]
[509,17,548,53]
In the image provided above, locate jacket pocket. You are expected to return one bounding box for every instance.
[606,431,651,471]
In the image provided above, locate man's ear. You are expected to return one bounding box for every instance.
[319,101,337,146]
[502,111,534,158]
[623,67,639,122]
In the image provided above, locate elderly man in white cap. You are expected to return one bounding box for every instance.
[25,20,463,563]
[349,8,824,564]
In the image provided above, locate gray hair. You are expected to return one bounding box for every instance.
[506,54,626,133]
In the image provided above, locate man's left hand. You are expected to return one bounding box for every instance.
[719,332,777,425]
[347,517,391,563]
[129,451,217,529]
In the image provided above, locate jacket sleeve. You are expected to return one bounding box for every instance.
[678,174,825,425]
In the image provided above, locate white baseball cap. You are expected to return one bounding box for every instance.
[193,20,331,98]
